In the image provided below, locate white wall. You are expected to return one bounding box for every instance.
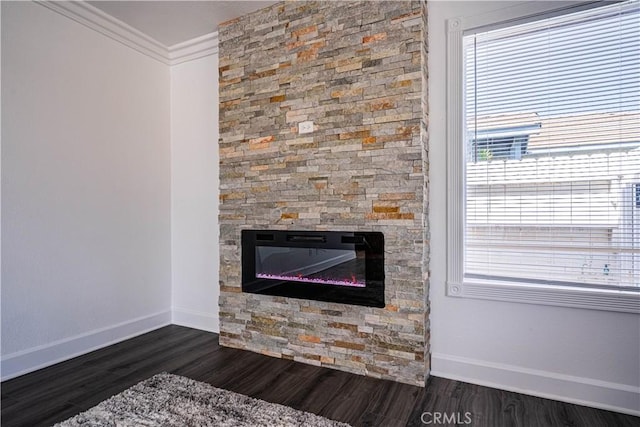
[1,1,172,379]
[428,1,640,415]
[170,53,220,332]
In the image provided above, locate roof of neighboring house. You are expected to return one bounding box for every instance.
[469,112,640,150]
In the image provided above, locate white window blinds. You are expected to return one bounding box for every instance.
[463,0,640,289]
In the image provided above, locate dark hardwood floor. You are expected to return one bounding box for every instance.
[1,325,637,426]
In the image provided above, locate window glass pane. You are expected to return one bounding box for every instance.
[463,0,640,289]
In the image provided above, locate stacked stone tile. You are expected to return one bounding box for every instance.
[218,0,429,386]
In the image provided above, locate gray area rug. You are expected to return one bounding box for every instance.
[55,372,351,426]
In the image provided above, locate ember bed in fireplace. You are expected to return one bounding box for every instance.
[242,230,385,307]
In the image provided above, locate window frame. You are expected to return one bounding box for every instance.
[445,0,640,314]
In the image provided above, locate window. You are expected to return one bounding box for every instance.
[469,123,540,161]
[446,1,640,312]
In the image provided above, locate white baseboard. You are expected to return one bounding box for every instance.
[431,352,640,417]
[171,307,219,333]
[1,310,172,381]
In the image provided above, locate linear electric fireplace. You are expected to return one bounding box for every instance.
[242,230,385,307]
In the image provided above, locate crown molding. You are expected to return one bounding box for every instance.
[168,32,219,66]
[36,0,170,64]
[35,1,220,66]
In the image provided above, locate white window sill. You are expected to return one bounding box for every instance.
[447,279,640,314]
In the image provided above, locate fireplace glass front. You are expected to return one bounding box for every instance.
[241,230,385,307]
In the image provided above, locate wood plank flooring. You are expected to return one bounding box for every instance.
[1,325,637,426]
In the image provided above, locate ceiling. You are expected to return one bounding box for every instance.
[88,1,278,46]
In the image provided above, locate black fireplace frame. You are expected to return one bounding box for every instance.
[241,230,385,308]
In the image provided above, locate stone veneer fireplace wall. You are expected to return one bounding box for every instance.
[218,0,429,386]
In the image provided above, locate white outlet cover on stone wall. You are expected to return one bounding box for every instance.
[298,121,314,134]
